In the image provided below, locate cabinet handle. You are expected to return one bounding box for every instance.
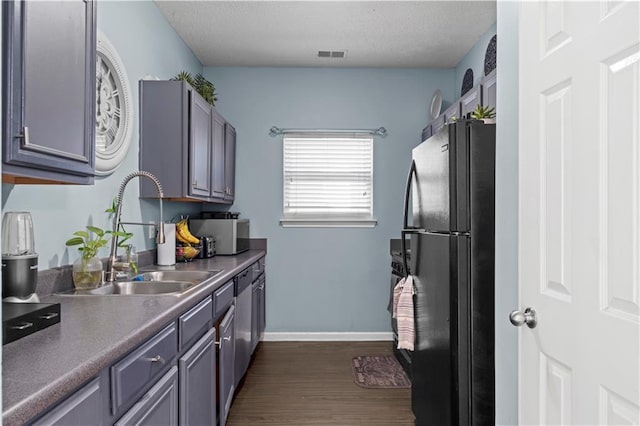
[192,180,198,188]
[17,126,30,147]
[143,355,165,364]
[10,322,33,330]
[39,312,59,320]
[216,336,232,346]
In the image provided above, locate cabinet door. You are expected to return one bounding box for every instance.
[31,378,102,426]
[251,281,260,354]
[114,367,178,426]
[2,0,96,183]
[189,92,212,197]
[219,305,235,426]
[481,69,497,117]
[258,275,266,341]
[224,123,236,202]
[211,110,226,199]
[460,85,482,119]
[179,329,216,426]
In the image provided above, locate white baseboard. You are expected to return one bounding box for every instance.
[262,332,393,342]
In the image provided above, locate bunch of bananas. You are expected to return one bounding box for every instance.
[176,219,200,245]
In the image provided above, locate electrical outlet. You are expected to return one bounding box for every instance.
[148,222,155,239]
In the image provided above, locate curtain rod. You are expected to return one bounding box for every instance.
[268,126,387,137]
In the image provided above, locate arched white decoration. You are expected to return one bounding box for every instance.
[95,31,133,176]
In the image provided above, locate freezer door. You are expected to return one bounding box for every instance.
[412,121,470,232]
[411,232,470,425]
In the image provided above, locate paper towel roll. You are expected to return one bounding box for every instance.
[157,223,176,265]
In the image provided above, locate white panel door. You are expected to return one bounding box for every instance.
[518,1,639,425]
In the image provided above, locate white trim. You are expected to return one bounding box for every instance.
[280,218,377,228]
[262,332,393,342]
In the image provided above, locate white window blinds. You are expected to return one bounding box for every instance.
[282,134,374,225]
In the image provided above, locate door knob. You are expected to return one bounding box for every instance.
[509,307,537,329]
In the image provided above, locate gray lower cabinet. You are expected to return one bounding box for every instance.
[110,324,178,415]
[114,367,179,426]
[234,267,253,387]
[30,378,102,426]
[251,273,266,354]
[2,0,96,184]
[218,305,236,426]
[179,328,216,426]
[139,80,236,204]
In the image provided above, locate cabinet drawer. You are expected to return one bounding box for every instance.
[179,296,212,350]
[251,258,265,281]
[111,323,177,414]
[235,267,252,295]
[213,280,234,320]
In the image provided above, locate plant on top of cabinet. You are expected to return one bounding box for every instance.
[2,0,96,184]
[171,71,217,106]
[470,104,496,123]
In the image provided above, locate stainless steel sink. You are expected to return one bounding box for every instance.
[132,270,219,284]
[85,280,196,295]
[58,270,221,296]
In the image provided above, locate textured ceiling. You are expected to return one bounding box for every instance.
[155,1,497,68]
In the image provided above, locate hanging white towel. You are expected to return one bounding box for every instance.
[393,275,415,351]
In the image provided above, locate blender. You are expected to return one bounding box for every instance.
[2,212,39,303]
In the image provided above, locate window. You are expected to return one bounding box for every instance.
[281,133,376,227]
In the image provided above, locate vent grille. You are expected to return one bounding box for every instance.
[318,50,347,59]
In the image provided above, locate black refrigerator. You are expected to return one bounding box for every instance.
[401,120,495,426]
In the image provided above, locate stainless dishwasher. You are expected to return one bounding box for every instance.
[234,267,252,387]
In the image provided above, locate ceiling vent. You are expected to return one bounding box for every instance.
[318,50,347,59]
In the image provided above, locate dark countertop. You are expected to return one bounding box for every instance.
[2,250,266,426]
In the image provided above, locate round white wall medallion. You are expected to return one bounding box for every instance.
[95,31,133,176]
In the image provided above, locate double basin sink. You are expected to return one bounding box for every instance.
[63,270,221,296]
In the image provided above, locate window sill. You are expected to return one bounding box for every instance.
[279,218,378,228]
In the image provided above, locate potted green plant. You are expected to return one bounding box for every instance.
[470,104,496,123]
[66,226,111,289]
[172,71,217,106]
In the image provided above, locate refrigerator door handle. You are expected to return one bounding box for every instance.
[401,160,418,276]
[403,160,417,231]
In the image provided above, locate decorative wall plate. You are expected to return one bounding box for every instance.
[484,34,497,76]
[95,31,133,176]
[461,68,474,96]
[429,90,442,120]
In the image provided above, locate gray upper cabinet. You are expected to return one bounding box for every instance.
[189,95,212,197]
[460,85,482,119]
[481,69,497,116]
[139,80,236,203]
[2,0,96,185]
[224,123,236,202]
[211,110,226,199]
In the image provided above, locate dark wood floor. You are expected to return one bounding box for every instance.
[227,341,415,425]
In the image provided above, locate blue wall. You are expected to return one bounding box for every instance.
[454,22,497,97]
[204,67,454,333]
[1,1,203,269]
